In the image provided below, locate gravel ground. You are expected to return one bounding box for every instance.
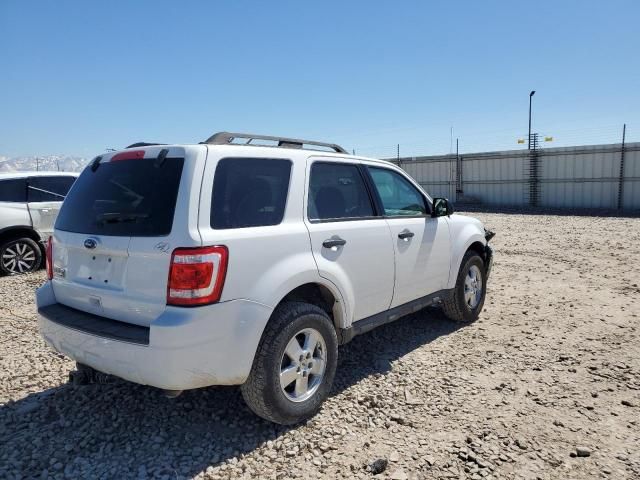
[1,211,639,480]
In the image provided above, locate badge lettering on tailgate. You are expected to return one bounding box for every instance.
[154,242,170,253]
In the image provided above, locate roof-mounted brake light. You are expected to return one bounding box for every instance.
[111,150,145,162]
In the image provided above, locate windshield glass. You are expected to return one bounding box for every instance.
[55,157,184,236]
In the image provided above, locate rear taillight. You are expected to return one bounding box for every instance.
[46,236,53,280]
[167,246,228,306]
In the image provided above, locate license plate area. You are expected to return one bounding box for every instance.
[68,251,128,289]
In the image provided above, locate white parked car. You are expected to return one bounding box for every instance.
[0,172,78,275]
[37,133,493,424]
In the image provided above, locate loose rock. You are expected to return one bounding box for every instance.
[575,447,591,458]
[369,458,388,475]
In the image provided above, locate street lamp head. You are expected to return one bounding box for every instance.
[530,90,536,97]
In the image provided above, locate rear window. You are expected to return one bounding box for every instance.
[55,157,184,236]
[211,158,291,229]
[28,176,76,202]
[0,178,27,202]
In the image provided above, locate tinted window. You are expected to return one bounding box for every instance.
[308,163,375,221]
[211,158,291,229]
[56,158,184,236]
[0,178,27,202]
[28,176,76,202]
[368,167,427,216]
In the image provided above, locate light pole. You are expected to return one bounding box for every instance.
[528,90,536,150]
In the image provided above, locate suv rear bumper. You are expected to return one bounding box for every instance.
[36,282,273,390]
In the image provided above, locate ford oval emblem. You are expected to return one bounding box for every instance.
[84,238,97,249]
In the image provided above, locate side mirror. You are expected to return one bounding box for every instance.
[432,198,454,217]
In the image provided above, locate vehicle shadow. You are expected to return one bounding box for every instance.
[0,307,464,479]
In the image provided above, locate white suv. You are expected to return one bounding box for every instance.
[36,132,493,424]
[0,172,78,275]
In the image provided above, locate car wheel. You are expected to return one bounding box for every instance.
[241,301,338,425]
[0,237,42,275]
[442,250,487,322]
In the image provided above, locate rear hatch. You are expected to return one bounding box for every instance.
[51,146,204,326]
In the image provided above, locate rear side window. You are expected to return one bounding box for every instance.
[308,162,375,221]
[55,158,184,236]
[27,176,76,202]
[0,179,27,202]
[211,158,291,229]
[367,167,428,216]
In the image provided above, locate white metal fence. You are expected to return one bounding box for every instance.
[392,142,640,210]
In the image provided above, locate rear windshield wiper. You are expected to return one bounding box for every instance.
[96,212,150,225]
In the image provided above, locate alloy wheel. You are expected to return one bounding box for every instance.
[464,264,483,309]
[279,328,327,402]
[2,242,38,274]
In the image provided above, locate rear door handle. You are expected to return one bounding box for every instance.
[322,238,347,249]
[398,231,415,240]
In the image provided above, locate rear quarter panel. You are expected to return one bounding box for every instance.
[0,203,33,233]
[197,146,347,322]
[28,201,62,239]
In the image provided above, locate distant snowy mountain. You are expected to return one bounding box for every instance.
[0,155,89,173]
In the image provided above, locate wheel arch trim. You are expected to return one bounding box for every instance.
[0,225,42,242]
[270,277,348,331]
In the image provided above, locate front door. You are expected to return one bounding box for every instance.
[304,159,395,322]
[365,166,451,308]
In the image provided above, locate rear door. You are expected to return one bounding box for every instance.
[304,159,395,322]
[365,166,450,307]
[51,147,203,326]
[27,176,76,238]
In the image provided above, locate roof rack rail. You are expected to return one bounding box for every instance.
[203,132,347,154]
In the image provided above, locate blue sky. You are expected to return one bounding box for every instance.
[1,0,639,158]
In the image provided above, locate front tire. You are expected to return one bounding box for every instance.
[241,302,338,425]
[442,250,487,322]
[0,237,42,275]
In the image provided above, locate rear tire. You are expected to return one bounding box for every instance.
[0,237,42,275]
[442,250,487,322]
[241,301,338,425]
